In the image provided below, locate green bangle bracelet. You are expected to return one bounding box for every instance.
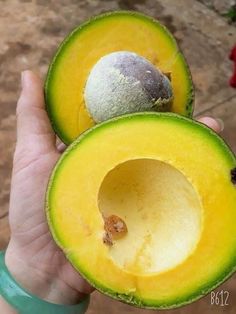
[0,251,90,314]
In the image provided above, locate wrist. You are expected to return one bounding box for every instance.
[0,296,17,314]
[5,241,87,305]
[0,251,90,314]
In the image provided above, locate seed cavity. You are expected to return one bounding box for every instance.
[231,167,236,185]
[103,214,128,246]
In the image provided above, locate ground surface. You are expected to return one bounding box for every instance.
[0,0,236,313]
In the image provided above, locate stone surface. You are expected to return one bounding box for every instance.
[198,0,235,14]
[0,0,236,313]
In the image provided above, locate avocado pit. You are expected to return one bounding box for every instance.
[84,51,173,123]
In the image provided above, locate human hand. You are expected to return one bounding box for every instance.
[5,71,93,305]
[4,70,223,305]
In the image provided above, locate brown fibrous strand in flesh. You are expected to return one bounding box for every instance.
[103,214,128,246]
[103,231,113,246]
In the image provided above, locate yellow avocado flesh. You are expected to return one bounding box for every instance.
[47,113,236,309]
[45,12,193,144]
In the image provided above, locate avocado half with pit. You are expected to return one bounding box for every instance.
[45,11,193,144]
[46,113,236,309]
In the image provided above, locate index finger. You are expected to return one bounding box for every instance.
[197,117,224,134]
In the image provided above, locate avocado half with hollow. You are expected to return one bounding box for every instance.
[45,11,194,144]
[46,113,236,309]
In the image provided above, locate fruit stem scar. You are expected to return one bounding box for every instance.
[231,168,236,185]
[102,214,128,246]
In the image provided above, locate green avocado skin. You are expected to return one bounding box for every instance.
[44,10,194,145]
[46,112,236,310]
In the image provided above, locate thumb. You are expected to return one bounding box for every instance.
[16,71,56,154]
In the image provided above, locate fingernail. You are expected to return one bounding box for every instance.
[215,118,224,132]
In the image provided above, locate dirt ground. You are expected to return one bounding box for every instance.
[0,0,236,313]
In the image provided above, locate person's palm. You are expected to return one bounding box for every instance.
[5,71,93,305]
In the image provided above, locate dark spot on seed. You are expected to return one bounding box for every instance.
[114,53,173,102]
[231,168,236,185]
